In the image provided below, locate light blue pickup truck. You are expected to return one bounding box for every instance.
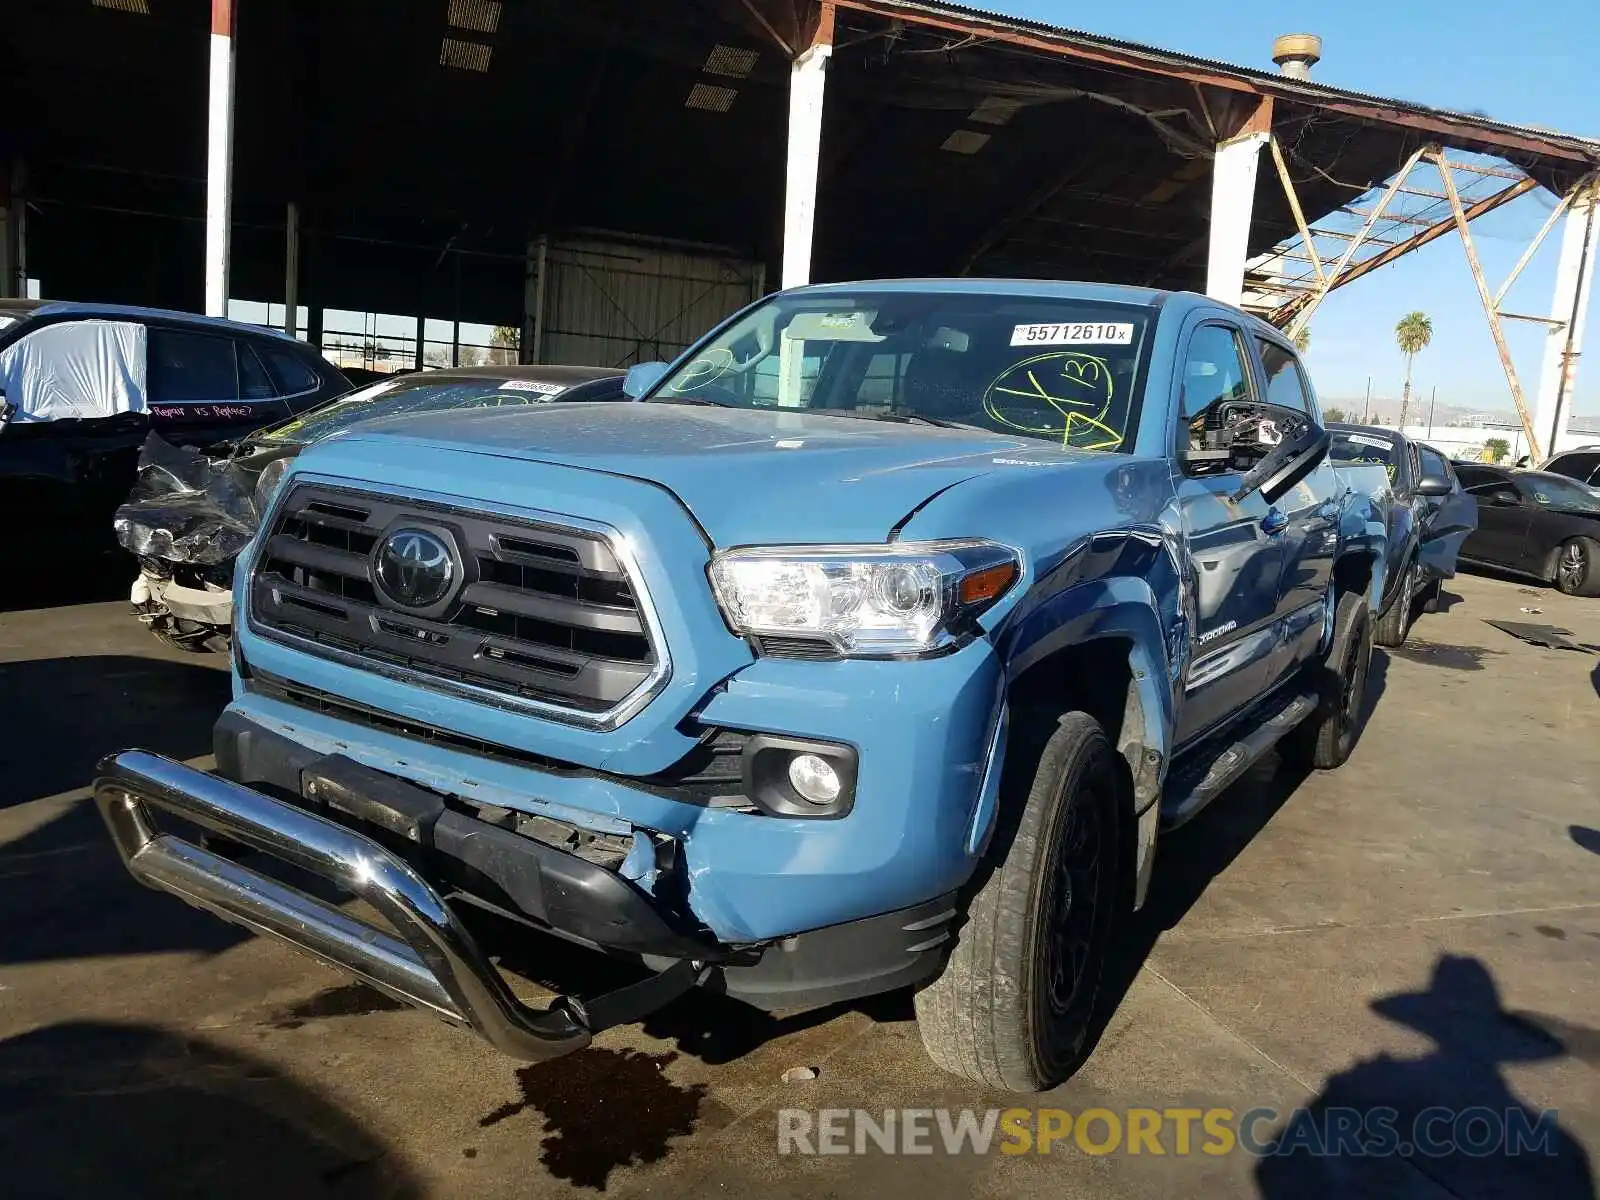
[96,281,1387,1092]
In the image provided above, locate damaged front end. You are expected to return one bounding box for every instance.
[114,433,276,652]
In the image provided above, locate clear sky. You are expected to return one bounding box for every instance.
[997,0,1600,418]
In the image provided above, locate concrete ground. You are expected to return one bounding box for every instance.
[1,568,1596,1199]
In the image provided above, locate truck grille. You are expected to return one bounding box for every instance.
[248,484,663,725]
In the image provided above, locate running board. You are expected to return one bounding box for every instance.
[1161,689,1318,829]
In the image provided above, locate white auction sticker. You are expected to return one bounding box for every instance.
[1342,432,1392,450]
[1010,322,1134,347]
[498,379,566,395]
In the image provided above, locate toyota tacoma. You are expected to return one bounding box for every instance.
[96,281,1386,1092]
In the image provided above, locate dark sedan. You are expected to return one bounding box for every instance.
[0,302,349,563]
[1452,462,1600,595]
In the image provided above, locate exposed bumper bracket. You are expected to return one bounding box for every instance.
[94,750,700,1061]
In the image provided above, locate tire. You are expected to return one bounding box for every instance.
[1280,590,1373,771]
[1373,558,1415,648]
[915,711,1124,1092]
[1554,537,1600,597]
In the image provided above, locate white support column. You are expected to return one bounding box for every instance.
[781,41,832,289]
[1532,186,1599,459]
[1205,131,1269,307]
[204,0,238,317]
[284,201,300,339]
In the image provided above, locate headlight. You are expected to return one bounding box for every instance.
[708,540,1020,658]
[252,457,291,518]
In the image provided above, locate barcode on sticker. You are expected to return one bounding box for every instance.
[499,379,566,395]
[1342,433,1392,450]
[1010,322,1134,347]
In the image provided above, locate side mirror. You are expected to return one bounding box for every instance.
[1415,474,1452,497]
[622,361,670,400]
[1227,405,1330,506]
[1484,488,1520,506]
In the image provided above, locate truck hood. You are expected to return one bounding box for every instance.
[337,402,1096,545]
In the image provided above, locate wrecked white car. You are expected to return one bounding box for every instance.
[115,364,626,651]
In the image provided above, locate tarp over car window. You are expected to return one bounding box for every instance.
[0,319,148,421]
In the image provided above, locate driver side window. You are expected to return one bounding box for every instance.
[1180,324,1254,450]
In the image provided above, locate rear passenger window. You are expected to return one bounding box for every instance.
[148,329,239,402]
[259,344,321,395]
[1256,340,1312,415]
[237,343,277,400]
[1419,446,1450,482]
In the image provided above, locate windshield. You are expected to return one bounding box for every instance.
[1330,430,1398,482]
[255,375,580,444]
[647,292,1154,452]
[1518,472,1600,513]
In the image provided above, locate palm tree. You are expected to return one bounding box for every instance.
[1394,312,1432,428]
[1292,324,1311,354]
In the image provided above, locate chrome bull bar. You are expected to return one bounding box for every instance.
[94,750,691,1061]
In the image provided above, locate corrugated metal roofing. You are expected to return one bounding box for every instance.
[864,0,1600,158]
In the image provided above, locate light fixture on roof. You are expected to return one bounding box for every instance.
[941,130,991,155]
[91,0,149,11]
[968,95,1021,126]
[704,44,760,79]
[685,83,738,113]
[447,0,502,34]
[440,37,493,72]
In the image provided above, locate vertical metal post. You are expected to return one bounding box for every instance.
[1427,386,1437,439]
[529,235,549,365]
[284,202,300,339]
[413,313,425,370]
[1533,183,1599,462]
[204,0,238,317]
[1362,377,1372,424]
[0,160,14,299]
[781,6,834,290]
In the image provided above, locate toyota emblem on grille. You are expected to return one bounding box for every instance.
[375,528,455,609]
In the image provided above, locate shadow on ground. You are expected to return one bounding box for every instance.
[0,654,238,965]
[1571,825,1600,857]
[1074,649,1391,1075]
[0,554,137,613]
[1254,955,1597,1199]
[0,654,229,807]
[0,1021,420,1197]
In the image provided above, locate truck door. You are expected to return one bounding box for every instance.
[1415,444,1475,579]
[1253,338,1339,691]
[1173,322,1286,748]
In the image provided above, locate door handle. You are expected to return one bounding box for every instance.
[1261,508,1289,536]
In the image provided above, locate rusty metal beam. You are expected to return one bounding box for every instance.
[1434,152,1542,461]
[734,0,796,54]
[831,0,1257,91]
[1276,164,1534,328]
[1279,146,1427,334]
[1268,135,1324,285]
[1493,188,1573,307]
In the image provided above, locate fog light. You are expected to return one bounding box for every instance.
[787,753,842,806]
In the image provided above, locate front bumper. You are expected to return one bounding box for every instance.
[95,746,958,1058]
[94,750,689,1060]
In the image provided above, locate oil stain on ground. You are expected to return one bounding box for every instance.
[479,1047,706,1190]
[1388,640,1498,671]
[268,982,407,1030]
